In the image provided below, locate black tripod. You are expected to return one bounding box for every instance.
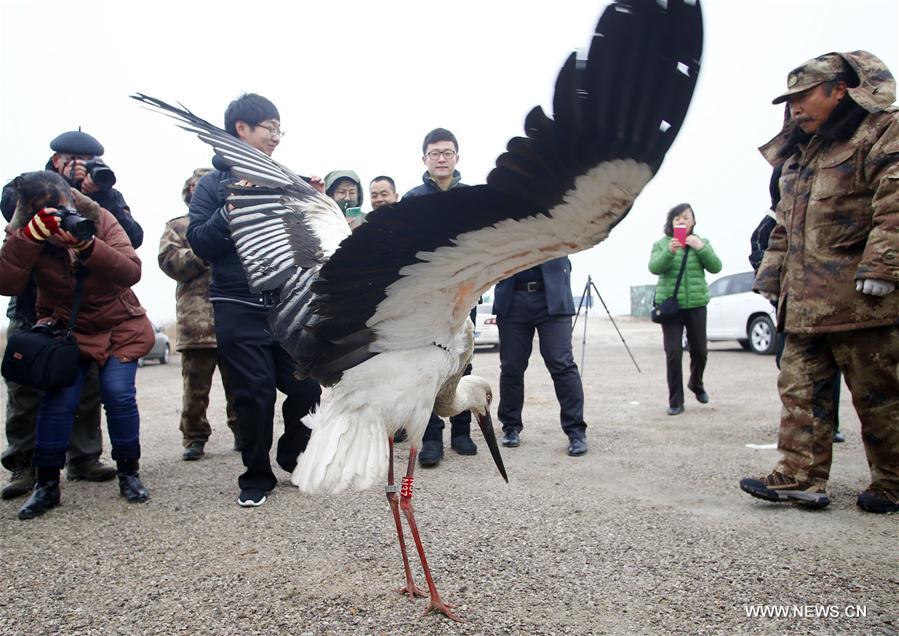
[572,275,641,373]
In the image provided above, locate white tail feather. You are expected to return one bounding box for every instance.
[292,401,389,493]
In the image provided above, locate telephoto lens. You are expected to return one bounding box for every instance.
[84,159,116,189]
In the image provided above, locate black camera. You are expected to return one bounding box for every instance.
[54,206,96,241]
[84,158,116,190]
[64,158,116,190]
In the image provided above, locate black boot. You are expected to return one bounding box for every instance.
[116,459,149,503]
[18,467,61,520]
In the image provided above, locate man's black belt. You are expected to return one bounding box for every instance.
[514,281,544,292]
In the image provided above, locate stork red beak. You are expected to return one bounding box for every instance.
[475,410,508,483]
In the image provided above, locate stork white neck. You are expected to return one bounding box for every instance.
[448,375,492,417]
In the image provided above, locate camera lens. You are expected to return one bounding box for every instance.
[84,159,116,190]
[59,211,96,241]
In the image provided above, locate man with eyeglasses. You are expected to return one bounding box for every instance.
[0,130,143,499]
[403,128,465,198]
[187,93,322,508]
[402,128,478,467]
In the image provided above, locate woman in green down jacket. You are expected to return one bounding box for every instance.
[648,203,722,416]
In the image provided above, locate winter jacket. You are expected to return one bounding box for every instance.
[1,174,143,322]
[158,215,217,350]
[403,170,467,198]
[0,198,153,365]
[649,236,722,309]
[493,258,576,317]
[749,213,777,273]
[187,157,276,309]
[755,103,899,333]
[400,170,474,322]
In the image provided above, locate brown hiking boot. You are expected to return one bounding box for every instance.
[66,458,117,482]
[1,464,36,500]
[856,484,899,514]
[740,471,830,509]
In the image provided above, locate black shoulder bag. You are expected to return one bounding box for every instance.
[2,268,86,390]
[651,247,689,325]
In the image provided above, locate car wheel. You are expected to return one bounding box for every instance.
[161,344,171,364]
[738,339,751,351]
[748,316,776,354]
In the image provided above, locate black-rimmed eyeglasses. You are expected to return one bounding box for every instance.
[256,124,285,138]
[426,149,456,160]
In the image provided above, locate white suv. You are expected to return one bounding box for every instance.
[703,271,777,354]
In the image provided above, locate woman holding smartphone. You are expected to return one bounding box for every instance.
[648,203,722,415]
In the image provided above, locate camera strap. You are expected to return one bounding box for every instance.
[671,247,690,298]
[66,268,87,333]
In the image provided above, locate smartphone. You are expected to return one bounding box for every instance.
[673,225,687,246]
[345,206,363,220]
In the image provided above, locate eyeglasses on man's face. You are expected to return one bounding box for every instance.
[255,123,285,138]
[426,149,456,160]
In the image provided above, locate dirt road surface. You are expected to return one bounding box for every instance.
[1,317,896,635]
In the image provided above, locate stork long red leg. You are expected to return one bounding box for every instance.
[399,447,461,622]
[386,436,426,599]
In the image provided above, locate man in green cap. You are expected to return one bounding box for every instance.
[741,51,899,514]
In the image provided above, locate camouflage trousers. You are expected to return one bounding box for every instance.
[180,348,238,446]
[775,325,899,490]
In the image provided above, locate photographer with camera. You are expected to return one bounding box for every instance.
[0,131,143,499]
[0,170,154,520]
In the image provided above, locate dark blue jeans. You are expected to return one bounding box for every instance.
[497,291,586,439]
[33,357,140,468]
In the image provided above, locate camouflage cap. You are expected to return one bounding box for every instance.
[772,53,851,105]
[772,50,895,112]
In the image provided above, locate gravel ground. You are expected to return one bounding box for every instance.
[1,316,896,635]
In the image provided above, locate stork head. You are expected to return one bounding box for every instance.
[458,376,508,483]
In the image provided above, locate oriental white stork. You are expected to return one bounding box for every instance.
[133,0,702,620]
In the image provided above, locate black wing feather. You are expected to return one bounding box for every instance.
[293,0,703,385]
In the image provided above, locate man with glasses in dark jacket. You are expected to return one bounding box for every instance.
[402,128,478,466]
[187,93,322,507]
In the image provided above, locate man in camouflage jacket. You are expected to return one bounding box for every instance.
[158,169,238,460]
[741,51,899,514]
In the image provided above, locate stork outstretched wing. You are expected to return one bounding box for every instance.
[134,0,703,386]
[295,0,702,383]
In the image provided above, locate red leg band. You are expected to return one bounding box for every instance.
[400,476,414,499]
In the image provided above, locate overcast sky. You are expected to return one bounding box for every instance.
[1,0,897,325]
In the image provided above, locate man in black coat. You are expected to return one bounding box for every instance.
[493,257,588,457]
[187,93,321,507]
[402,128,478,466]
